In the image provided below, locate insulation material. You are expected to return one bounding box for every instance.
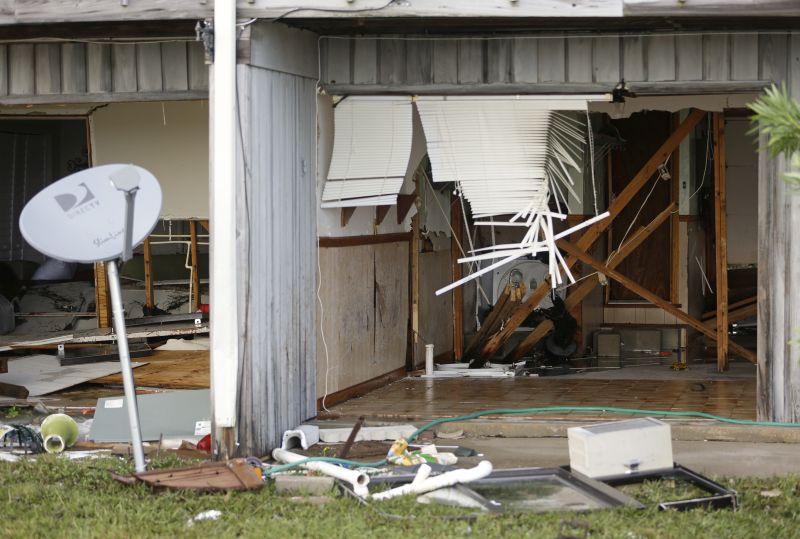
[322,96,413,207]
[415,95,611,294]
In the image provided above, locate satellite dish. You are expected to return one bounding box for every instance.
[19,164,162,264]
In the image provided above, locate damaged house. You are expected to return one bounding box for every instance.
[1,1,799,458]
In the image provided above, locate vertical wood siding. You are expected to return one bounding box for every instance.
[0,41,207,103]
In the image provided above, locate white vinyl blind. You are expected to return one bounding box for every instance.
[322,96,413,208]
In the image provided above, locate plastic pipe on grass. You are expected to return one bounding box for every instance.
[40,413,78,453]
[371,461,493,501]
[272,448,370,498]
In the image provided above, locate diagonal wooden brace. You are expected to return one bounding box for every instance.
[509,202,678,360]
[557,239,757,364]
[479,109,708,361]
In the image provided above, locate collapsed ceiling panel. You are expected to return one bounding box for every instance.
[321,96,413,208]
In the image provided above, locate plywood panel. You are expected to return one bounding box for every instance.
[61,43,86,94]
[433,40,458,84]
[676,34,703,81]
[374,242,410,372]
[647,35,675,81]
[457,40,483,84]
[111,43,137,92]
[567,37,593,83]
[418,249,454,360]
[161,41,189,91]
[513,38,538,83]
[353,38,377,84]
[8,44,34,95]
[704,34,730,81]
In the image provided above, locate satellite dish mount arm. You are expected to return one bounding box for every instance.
[110,165,141,262]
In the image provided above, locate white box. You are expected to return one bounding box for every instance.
[568,418,673,478]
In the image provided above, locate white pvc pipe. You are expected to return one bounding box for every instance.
[371,460,493,501]
[272,448,370,498]
[210,0,239,429]
[425,344,435,376]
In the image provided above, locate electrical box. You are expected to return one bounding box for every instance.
[568,418,673,478]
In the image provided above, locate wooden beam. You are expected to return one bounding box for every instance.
[375,205,391,226]
[702,295,756,321]
[451,196,464,361]
[190,220,202,312]
[480,110,707,360]
[557,239,756,364]
[198,219,210,233]
[670,112,681,305]
[713,112,730,372]
[510,202,677,360]
[704,302,757,328]
[143,237,154,309]
[319,232,412,248]
[94,262,111,329]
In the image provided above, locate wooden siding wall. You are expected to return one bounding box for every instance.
[0,41,208,104]
[320,33,771,91]
[234,23,318,454]
[757,33,800,423]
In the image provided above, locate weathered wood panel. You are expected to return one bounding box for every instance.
[35,43,61,94]
[0,44,7,96]
[676,34,703,81]
[593,36,620,83]
[86,43,111,93]
[513,38,538,83]
[325,38,350,85]
[353,38,377,84]
[567,37,593,83]
[731,33,759,81]
[433,40,459,84]
[406,40,432,84]
[647,35,675,81]
[61,43,86,94]
[704,34,730,81]
[161,42,188,92]
[379,39,406,84]
[111,44,137,93]
[187,41,208,91]
[136,43,162,92]
[621,36,645,81]
[457,40,483,84]
[8,44,34,95]
[487,39,513,83]
[538,37,566,82]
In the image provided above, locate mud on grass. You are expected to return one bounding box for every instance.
[2,456,800,538]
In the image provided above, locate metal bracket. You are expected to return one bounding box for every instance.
[196,20,215,63]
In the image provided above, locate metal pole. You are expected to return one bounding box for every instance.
[106,259,146,472]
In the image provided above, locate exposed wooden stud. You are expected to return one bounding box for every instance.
[94,262,111,328]
[480,110,707,360]
[198,219,210,232]
[143,237,154,309]
[375,205,391,226]
[319,232,412,248]
[557,240,756,364]
[340,207,356,227]
[451,196,464,361]
[670,112,681,305]
[713,112,729,372]
[511,202,677,360]
[190,220,202,311]
[410,213,421,369]
[396,193,416,224]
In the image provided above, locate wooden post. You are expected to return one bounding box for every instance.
[480,110,708,360]
[713,112,729,372]
[94,262,111,328]
[670,112,681,305]
[143,237,154,309]
[557,239,756,364]
[410,212,420,369]
[190,220,202,311]
[451,197,464,361]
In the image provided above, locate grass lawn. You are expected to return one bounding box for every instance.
[1,455,799,538]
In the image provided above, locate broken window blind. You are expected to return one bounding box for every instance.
[415,95,611,294]
[321,96,413,208]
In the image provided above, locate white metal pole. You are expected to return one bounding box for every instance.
[210,0,239,433]
[106,260,146,472]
